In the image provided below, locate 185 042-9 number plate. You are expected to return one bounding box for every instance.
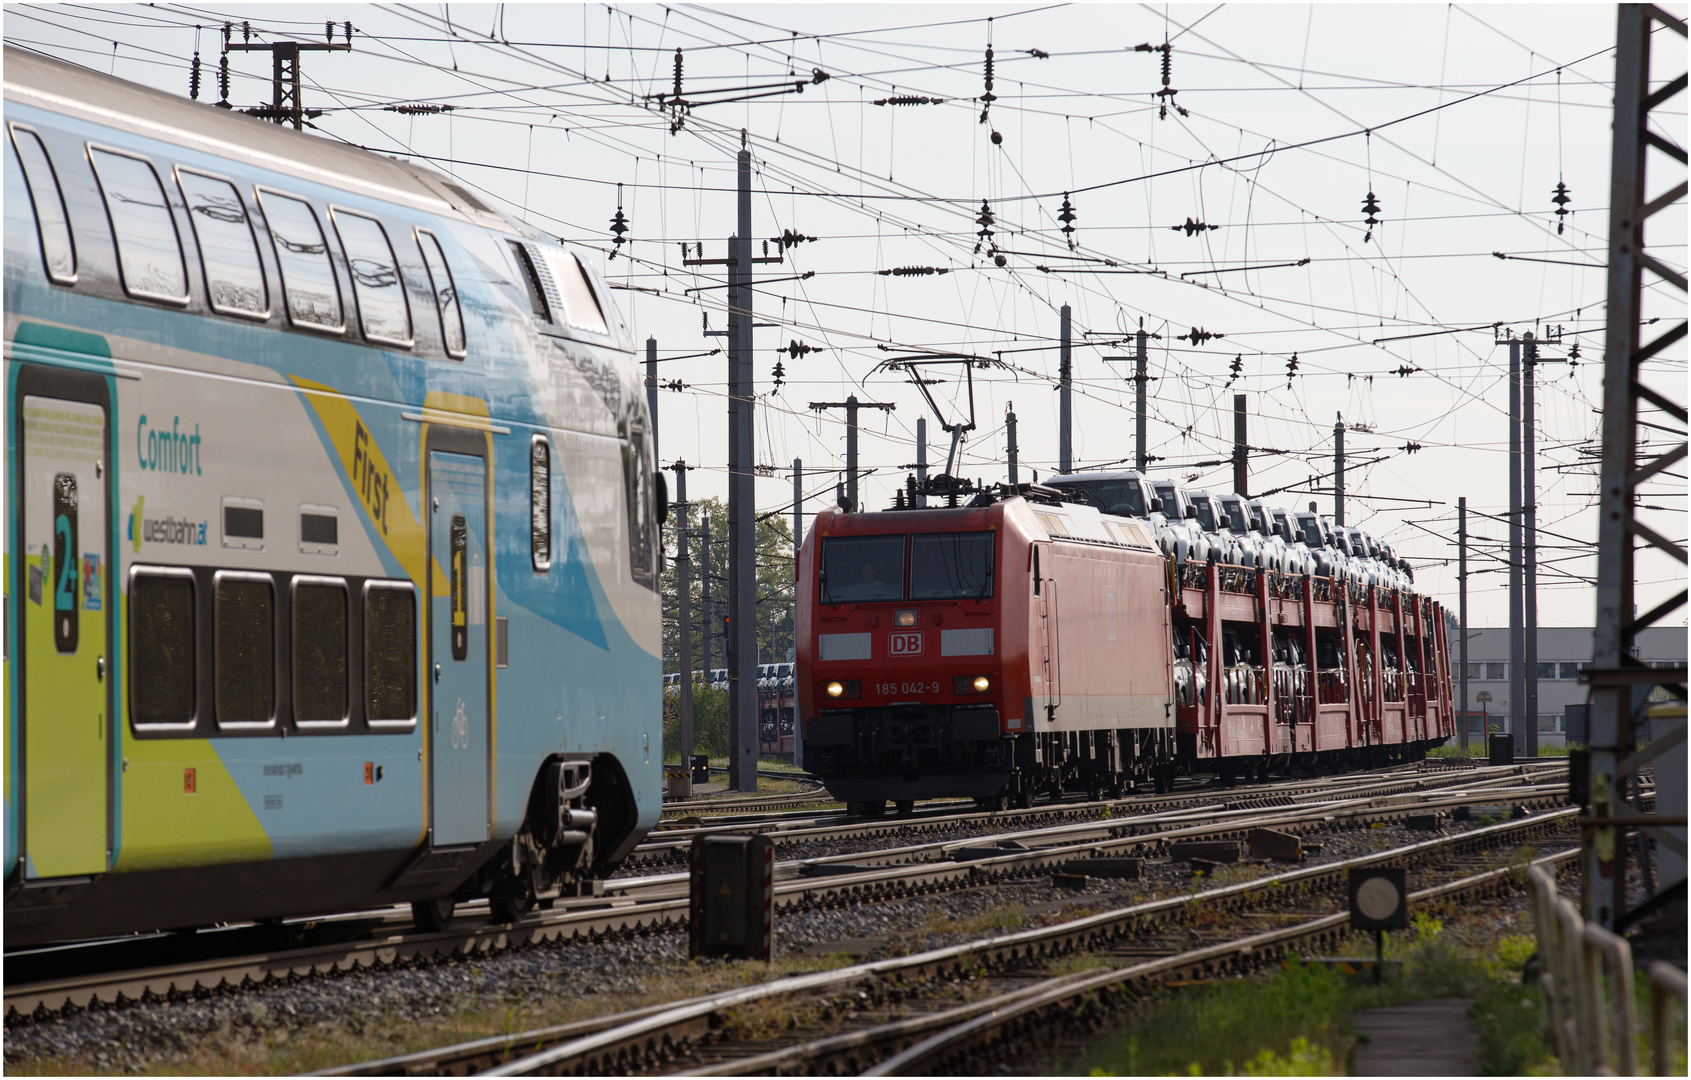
[877,681,940,696]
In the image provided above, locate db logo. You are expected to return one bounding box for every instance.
[889,631,924,656]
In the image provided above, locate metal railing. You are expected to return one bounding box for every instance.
[1528,863,1685,1074]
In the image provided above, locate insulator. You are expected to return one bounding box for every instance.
[1058,195,1077,235]
[772,360,785,388]
[976,199,995,238]
[344,22,353,45]
[218,52,230,104]
[1161,46,1172,87]
[1551,180,1572,234]
[242,20,250,42]
[383,103,456,114]
[189,52,202,99]
[878,266,948,276]
[772,228,815,250]
[609,208,629,245]
[326,20,335,43]
[1403,442,1422,454]
[1181,327,1222,346]
[1173,217,1217,237]
[984,46,994,92]
[1361,191,1382,225]
[222,22,231,46]
[784,340,819,359]
[673,48,683,98]
[873,95,945,106]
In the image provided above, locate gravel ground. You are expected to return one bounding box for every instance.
[0,814,1531,1073]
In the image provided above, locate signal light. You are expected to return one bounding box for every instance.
[894,609,918,627]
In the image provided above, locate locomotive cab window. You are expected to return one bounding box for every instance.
[89,146,188,304]
[292,576,349,728]
[257,189,343,332]
[910,532,994,600]
[9,124,76,283]
[214,571,275,729]
[364,581,417,728]
[177,168,267,318]
[821,535,905,604]
[530,435,552,572]
[129,567,197,730]
[331,209,411,345]
[622,420,655,588]
[543,248,609,336]
[416,228,465,357]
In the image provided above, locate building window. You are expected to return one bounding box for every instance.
[331,209,411,345]
[90,146,188,303]
[530,435,552,572]
[177,168,268,317]
[364,581,416,727]
[416,229,465,357]
[1485,662,1508,680]
[1559,662,1583,680]
[258,189,343,331]
[1537,662,1559,680]
[9,125,76,283]
[292,576,348,726]
[129,568,196,729]
[215,571,275,728]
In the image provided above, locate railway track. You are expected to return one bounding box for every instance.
[321,811,1578,1076]
[4,762,1571,1025]
[628,760,1568,867]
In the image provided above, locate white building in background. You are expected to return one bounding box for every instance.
[1451,626,1687,747]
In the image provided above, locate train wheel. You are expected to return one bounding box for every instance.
[1152,769,1170,795]
[489,887,534,925]
[895,799,916,817]
[1013,788,1033,810]
[412,897,454,933]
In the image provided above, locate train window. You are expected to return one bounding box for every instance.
[292,576,349,727]
[910,532,994,600]
[89,146,188,304]
[129,567,196,730]
[622,420,655,588]
[820,535,905,604]
[214,571,275,729]
[221,496,264,551]
[541,248,609,336]
[9,125,76,283]
[177,169,267,318]
[508,241,552,321]
[530,435,552,572]
[331,209,412,345]
[51,473,78,653]
[416,229,466,357]
[299,504,338,556]
[364,581,416,727]
[257,189,343,332]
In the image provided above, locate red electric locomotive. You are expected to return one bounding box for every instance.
[796,485,1454,815]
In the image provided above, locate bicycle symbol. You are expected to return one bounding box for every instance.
[451,698,469,750]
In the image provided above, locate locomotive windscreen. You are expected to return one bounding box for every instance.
[821,535,905,603]
[909,532,994,600]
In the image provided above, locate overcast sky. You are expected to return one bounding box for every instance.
[8,3,1685,632]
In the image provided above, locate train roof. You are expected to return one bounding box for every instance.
[3,45,512,231]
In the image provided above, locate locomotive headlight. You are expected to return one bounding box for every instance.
[954,675,991,694]
[826,681,845,698]
[894,608,919,628]
[825,680,862,699]
[973,675,991,693]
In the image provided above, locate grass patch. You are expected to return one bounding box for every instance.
[1061,901,1560,1076]
[919,903,1026,941]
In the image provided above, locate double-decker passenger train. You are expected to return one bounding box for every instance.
[4,48,664,945]
[797,478,1453,816]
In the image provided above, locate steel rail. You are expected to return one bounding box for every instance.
[861,849,1582,1076]
[475,811,1580,1077]
[630,762,1568,865]
[4,769,1572,1024]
